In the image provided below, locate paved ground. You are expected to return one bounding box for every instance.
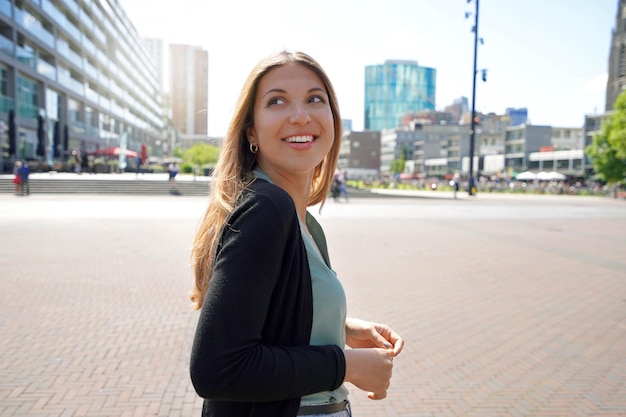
[1,192,625,417]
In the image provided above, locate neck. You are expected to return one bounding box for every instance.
[276,178,311,220]
[257,165,312,220]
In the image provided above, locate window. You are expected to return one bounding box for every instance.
[68,98,83,122]
[45,88,59,120]
[16,35,35,70]
[17,75,38,118]
[0,65,7,95]
[0,65,12,113]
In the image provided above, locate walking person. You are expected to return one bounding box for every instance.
[334,169,349,202]
[20,161,30,195]
[12,161,22,195]
[168,162,180,194]
[189,50,404,417]
[74,151,82,174]
[135,155,142,178]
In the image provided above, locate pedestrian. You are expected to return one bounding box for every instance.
[12,160,22,195]
[189,50,404,417]
[135,155,142,178]
[334,169,349,202]
[74,151,82,174]
[20,161,30,195]
[331,176,340,201]
[452,171,460,199]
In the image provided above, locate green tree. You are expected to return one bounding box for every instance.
[607,90,626,160]
[586,96,626,197]
[389,145,409,175]
[182,143,220,171]
[173,145,183,158]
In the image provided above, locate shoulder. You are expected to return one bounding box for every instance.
[227,179,298,232]
[217,179,301,261]
[241,178,296,213]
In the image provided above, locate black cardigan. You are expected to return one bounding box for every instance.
[190,179,346,417]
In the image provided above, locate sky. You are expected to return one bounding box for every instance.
[119,0,616,137]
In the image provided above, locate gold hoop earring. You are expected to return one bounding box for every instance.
[249,143,259,154]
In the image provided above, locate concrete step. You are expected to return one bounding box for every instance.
[0,178,210,196]
[0,175,378,198]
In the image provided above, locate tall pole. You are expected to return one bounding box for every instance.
[468,0,479,196]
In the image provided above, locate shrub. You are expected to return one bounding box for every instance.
[181,162,193,174]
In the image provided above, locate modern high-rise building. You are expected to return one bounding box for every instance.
[0,0,164,172]
[444,97,469,124]
[364,60,436,131]
[606,0,626,110]
[143,38,165,91]
[169,44,208,137]
[505,107,528,126]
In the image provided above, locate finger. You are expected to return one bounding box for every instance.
[392,336,404,356]
[374,324,403,352]
[384,331,404,356]
[367,391,387,400]
[369,329,393,349]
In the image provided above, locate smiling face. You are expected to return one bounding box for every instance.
[247,63,335,182]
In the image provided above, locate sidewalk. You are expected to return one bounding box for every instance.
[1,194,625,416]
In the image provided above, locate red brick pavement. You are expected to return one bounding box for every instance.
[1,194,625,417]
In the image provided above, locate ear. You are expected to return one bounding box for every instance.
[246,126,256,144]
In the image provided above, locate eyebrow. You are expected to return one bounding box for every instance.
[261,86,327,99]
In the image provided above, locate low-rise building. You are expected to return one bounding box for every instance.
[339,130,380,179]
[583,113,611,177]
[503,125,552,172]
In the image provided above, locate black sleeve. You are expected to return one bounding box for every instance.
[190,187,345,402]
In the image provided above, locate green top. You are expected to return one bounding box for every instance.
[253,169,348,405]
[299,216,349,405]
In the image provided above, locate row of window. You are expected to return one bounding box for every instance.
[0,66,38,118]
[0,0,162,130]
[0,0,166,154]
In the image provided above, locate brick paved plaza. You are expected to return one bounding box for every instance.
[1,193,625,417]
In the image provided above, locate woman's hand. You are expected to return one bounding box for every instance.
[343,348,394,400]
[345,318,404,357]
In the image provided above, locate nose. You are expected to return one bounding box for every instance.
[289,103,311,125]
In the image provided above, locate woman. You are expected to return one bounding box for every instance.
[189,50,404,417]
[13,161,22,195]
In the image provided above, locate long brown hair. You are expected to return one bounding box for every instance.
[190,50,343,310]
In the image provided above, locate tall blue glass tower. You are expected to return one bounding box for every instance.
[364,60,436,131]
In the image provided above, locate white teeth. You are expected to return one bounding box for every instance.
[285,135,314,143]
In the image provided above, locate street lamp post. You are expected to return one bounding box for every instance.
[468,0,480,196]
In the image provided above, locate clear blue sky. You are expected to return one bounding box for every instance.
[120,0,616,137]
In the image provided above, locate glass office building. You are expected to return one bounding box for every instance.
[364,60,436,131]
[0,0,164,171]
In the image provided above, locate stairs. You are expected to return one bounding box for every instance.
[0,174,377,198]
[0,176,211,196]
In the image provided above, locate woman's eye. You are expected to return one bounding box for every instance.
[268,97,285,106]
[309,95,325,104]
